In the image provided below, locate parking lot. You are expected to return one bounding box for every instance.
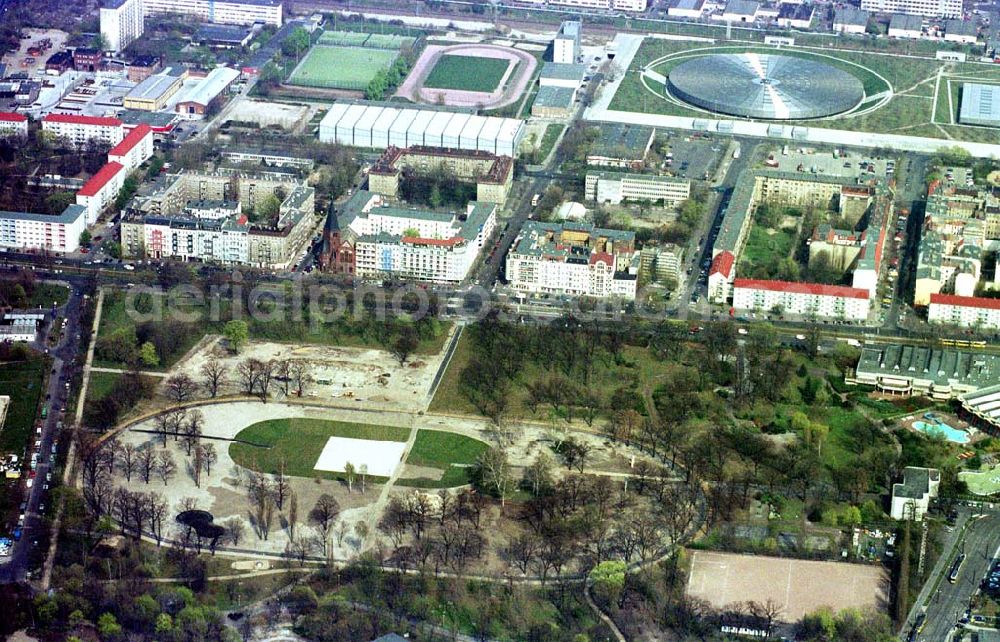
[665,133,724,181]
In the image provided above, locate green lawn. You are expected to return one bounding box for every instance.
[87,371,124,402]
[229,418,410,481]
[739,225,797,277]
[536,123,565,160]
[398,430,488,488]
[424,54,511,92]
[29,283,69,308]
[959,466,1000,496]
[288,45,399,90]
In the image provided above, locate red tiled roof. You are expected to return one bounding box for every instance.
[589,251,614,267]
[0,112,27,122]
[709,250,735,278]
[401,236,461,247]
[78,162,124,197]
[43,113,122,127]
[109,123,151,158]
[734,278,870,300]
[930,293,1000,311]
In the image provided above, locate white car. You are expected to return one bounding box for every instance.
[737,328,748,335]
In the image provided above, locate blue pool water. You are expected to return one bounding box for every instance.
[913,420,969,444]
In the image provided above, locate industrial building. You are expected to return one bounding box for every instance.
[961,385,1000,430]
[123,68,185,111]
[833,7,870,33]
[668,0,706,18]
[143,0,282,25]
[531,86,576,118]
[959,83,1000,127]
[174,66,240,118]
[887,13,923,37]
[586,124,656,169]
[101,0,144,53]
[126,55,161,82]
[318,104,526,157]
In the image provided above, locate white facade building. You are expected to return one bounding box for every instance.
[505,221,638,300]
[337,194,497,283]
[42,114,124,148]
[107,123,153,171]
[585,171,691,205]
[865,0,959,18]
[553,20,581,64]
[143,0,282,25]
[76,162,125,224]
[0,205,87,254]
[928,293,1000,330]
[0,112,28,138]
[890,467,939,521]
[141,214,250,264]
[732,279,872,320]
[101,0,145,53]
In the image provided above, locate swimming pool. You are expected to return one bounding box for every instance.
[913,420,970,444]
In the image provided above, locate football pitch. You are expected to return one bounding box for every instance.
[423,54,511,92]
[288,45,399,90]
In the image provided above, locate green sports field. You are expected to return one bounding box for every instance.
[288,45,399,90]
[423,54,511,92]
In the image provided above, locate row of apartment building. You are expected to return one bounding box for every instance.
[101,0,281,54]
[0,117,155,253]
[707,169,890,321]
[120,170,315,269]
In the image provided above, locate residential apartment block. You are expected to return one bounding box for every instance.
[0,112,28,138]
[101,0,145,53]
[506,221,638,299]
[76,162,125,224]
[890,467,939,521]
[708,168,890,317]
[585,171,691,205]
[0,205,87,254]
[553,20,581,64]
[928,293,1000,330]
[143,0,282,25]
[42,114,124,148]
[322,191,497,283]
[732,279,872,320]
[863,0,960,18]
[121,171,314,268]
[108,123,154,171]
[367,145,514,205]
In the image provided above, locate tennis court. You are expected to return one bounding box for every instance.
[288,45,399,90]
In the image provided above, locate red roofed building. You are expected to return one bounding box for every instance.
[108,123,153,171]
[42,113,123,148]
[76,162,125,224]
[928,293,1000,330]
[732,278,872,321]
[0,111,28,138]
[708,250,736,303]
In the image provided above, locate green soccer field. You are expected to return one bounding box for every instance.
[288,45,399,90]
[423,54,511,92]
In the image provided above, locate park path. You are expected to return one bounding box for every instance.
[41,287,105,591]
[360,412,420,553]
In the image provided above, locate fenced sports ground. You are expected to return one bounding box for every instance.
[287,30,416,91]
[287,44,399,90]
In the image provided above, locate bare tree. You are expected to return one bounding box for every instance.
[192,444,204,487]
[287,490,298,542]
[165,373,197,403]
[201,442,217,476]
[476,446,513,511]
[154,413,172,447]
[344,462,356,493]
[236,358,260,396]
[223,517,247,546]
[119,442,138,482]
[181,410,204,457]
[308,493,340,557]
[273,461,290,510]
[148,493,168,546]
[138,447,156,484]
[289,360,311,397]
[275,359,291,395]
[200,358,226,398]
[101,437,120,475]
[156,451,176,486]
[257,359,275,402]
